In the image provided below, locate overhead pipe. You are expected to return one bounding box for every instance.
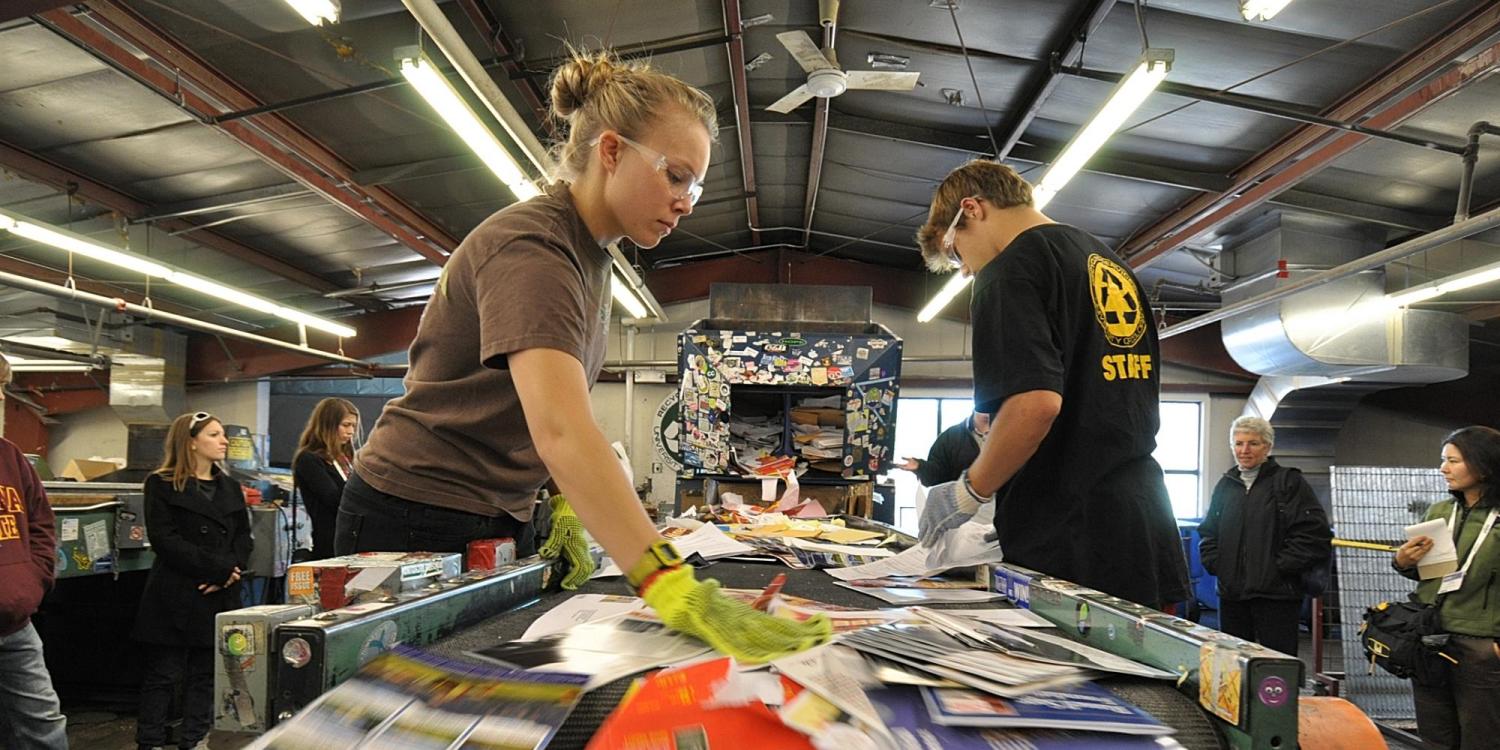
[1160,203,1500,339]
[0,268,369,368]
[723,0,763,245]
[1456,121,1500,221]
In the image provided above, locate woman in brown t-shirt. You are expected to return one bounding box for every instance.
[341,49,830,665]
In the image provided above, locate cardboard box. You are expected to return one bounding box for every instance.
[466,538,517,571]
[60,458,120,482]
[285,552,462,610]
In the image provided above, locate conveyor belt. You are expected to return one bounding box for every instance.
[428,561,1227,750]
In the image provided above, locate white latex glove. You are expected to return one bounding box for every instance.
[917,472,991,547]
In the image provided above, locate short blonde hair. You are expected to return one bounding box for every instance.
[548,49,719,183]
[1230,416,1275,446]
[916,160,1035,272]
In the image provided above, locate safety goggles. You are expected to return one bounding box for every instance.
[609,133,705,206]
[939,197,975,269]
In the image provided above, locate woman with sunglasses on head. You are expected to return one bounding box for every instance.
[292,398,360,560]
[339,49,829,664]
[912,160,1189,613]
[132,411,252,750]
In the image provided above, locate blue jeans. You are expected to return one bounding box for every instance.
[335,470,536,557]
[0,622,68,749]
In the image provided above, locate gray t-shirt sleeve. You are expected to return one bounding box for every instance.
[472,234,594,368]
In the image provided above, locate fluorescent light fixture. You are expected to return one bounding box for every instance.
[1240,0,1294,21]
[9,220,174,278]
[4,354,95,372]
[611,273,649,319]
[398,50,541,202]
[9,363,94,373]
[1032,48,1173,211]
[1387,258,1500,308]
[916,47,1172,324]
[0,209,356,338]
[283,0,339,25]
[917,274,972,323]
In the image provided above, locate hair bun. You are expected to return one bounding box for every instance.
[551,52,617,119]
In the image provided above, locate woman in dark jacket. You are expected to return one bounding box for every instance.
[292,398,359,559]
[133,411,252,750]
[1199,416,1332,657]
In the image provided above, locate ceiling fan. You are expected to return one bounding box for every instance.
[765,0,921,114]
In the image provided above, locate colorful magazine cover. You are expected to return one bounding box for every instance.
[920,683,1173,735]
[250,645,588,750]
[866,687,1184,750]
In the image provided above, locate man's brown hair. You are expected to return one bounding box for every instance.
[916,160,1034,272]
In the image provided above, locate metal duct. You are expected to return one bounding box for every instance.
[0,291,185,424]
[1220,214,1468,384]
[109,326,186,425]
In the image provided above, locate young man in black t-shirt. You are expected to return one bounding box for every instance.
[914,160,1189,610]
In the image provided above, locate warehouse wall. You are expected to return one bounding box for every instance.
[1334,403,1457,468]
[49,407,128,469]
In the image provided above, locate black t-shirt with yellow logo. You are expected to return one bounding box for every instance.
[971,223,1189,608]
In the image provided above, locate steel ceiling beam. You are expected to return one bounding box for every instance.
[768,112,1446,234]
[994,0,1115,160]
[454,0,555,138]
[41,3,456,266]
[1120,3,1500,268]
[1069,67,1466,155]
[723,0,762,245]
[0,139,362,299]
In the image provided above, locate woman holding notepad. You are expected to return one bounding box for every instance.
[1392,425,1500,750]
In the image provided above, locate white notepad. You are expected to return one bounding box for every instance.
[1404,518,1459,579]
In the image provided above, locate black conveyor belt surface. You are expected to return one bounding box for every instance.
[429,560,1226,750]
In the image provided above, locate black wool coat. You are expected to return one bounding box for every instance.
[1199,457,1333,602]
[292,451,346,560]
[132,470,253,648]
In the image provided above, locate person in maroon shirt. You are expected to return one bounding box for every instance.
[0,353,69,749]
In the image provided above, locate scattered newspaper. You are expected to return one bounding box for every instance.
[471,614,711,690]
[249,646,587,750]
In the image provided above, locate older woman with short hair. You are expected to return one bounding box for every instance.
[1198,416,1332,656]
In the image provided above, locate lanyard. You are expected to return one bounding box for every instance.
[1446,505,1499,578]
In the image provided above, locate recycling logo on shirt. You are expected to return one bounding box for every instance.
[1087,253,1146,348]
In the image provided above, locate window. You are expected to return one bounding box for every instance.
[1154,400,1204,519]
[889,396,1206,530]
[888,396,976,532]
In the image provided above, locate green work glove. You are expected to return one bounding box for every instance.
[641,566,832,664]
[538,495,594,590]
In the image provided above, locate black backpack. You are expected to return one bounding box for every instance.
[1360,599,1453,685]
[1273,467,1332,597]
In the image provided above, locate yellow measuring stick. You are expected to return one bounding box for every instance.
[1333,538,1399,553]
